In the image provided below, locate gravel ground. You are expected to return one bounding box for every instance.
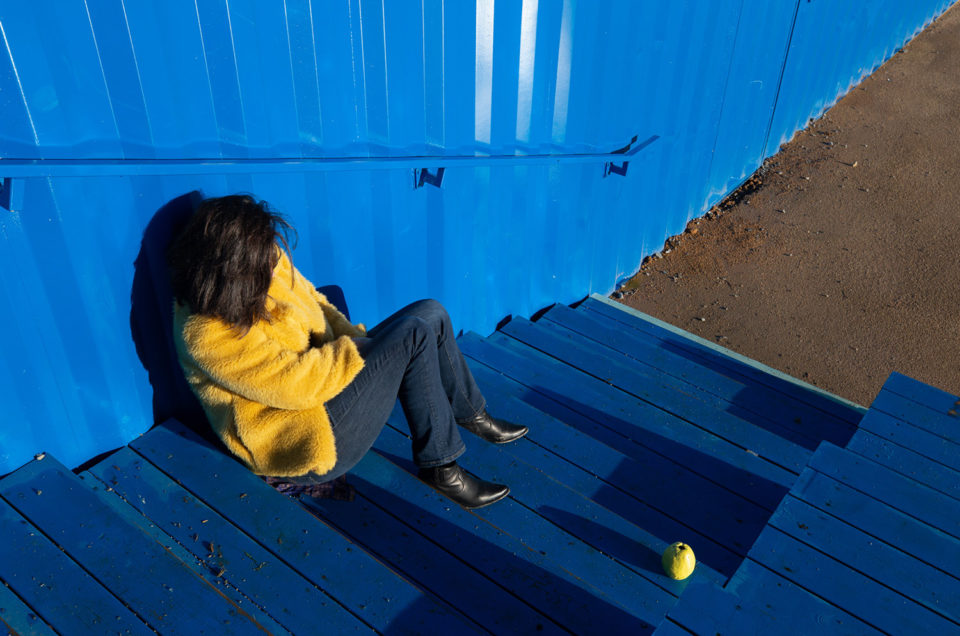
[616,3,960,407]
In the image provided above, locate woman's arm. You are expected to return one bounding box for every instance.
[318,297,367,338]
[180,314,364,410]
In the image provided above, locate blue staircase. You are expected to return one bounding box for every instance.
[6,295,956,634]
[661,372,960,634]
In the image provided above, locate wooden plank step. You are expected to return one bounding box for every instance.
[0,455,266,634]
[333,443,653,633]
[579,295,865,425]
[377,411,704,608]
[722,560,881,635]
[130,420,478,634]
[500,316,812,472]
[301,492,565,635]
[847,429,960,501]
[0,581,57,636]
[0,495,148,635]
[466,362,739,580]
[457,363,768,565]
[769,495,960,624]
[857,409,960,473]
[74,468,295,635]
[747,525,957,634]
[662,562,879,636]
[880,372,960,421]
[790,467,960,583]
[808,443,960,541]
[87,447,373,635]
[650,617,694,636]
[869,386,960,447]
[543,302,855,446]
[458,331,796,505]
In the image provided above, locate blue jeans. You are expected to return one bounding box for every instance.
[288,299,484,484]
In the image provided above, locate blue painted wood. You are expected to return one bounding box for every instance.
[538,306,825,451]
[870,387,960,446]
[379,408,717,602]
[544,302,854,446]
[857,409,960,473]
[75,469,294,636]
[301,494,561,634]
[501,316,812,471]
[455,361,771,564]
[847,429,960,501]
[882,372,960,415]
[580,297,863,425]
[87,448,371,635]
[748,526,956,634]
[666,577,863,636]
[790,468,960,583]
[0,455,264,634]
[458,331,797,497]
[458,392,765,557]
[466,352,783,533]
[660,581,740,636]
[723,560,882,635]
[466,362,736,582]
[770,495,960,624]
[808,443,960,541]
[0,497,149,635]
[342,445,653,634]
[0,584,56,636]
[130,421,476,634]
[650,618,693,636]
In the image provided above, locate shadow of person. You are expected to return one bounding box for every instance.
[129,191,214,444]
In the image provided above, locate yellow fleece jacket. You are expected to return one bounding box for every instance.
[173,252,366,477]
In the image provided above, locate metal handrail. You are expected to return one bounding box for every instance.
[0,135,657,178]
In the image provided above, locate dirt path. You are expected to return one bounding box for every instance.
[616,3,960,407]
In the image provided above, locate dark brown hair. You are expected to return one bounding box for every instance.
[167,194,295,332]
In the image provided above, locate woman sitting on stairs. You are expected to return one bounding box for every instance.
[166,194,526,509]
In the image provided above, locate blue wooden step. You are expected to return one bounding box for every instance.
[662,372,960,634]
[128,420,480,634]
[84,447,374,635]
[0,454,270,634]
[661,562,881,635]
[376,414,678,621]
[542,302,856,447]
[449,363,735,583]
[340,434,655,633]
[500,315,813,472]
[579,295,866,426]
[459,348,767,571]
[458,330,797,504]
[0,579,57,636]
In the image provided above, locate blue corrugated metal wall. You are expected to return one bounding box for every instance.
[0,0,953,473]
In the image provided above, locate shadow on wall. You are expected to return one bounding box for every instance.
[129,191,212,443]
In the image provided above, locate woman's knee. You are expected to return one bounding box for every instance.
[406,299,451,334]
[390,315,432,344]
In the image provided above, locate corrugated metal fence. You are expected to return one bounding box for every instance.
[0,0,954,472]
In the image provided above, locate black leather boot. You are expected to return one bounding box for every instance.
[457,410,529,444]
[417,462,510,509]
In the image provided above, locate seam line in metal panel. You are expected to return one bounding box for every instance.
[703,0,747,207]
[761,0,803,157]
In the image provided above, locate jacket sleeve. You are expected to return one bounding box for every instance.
[290,261,367,338]
[181,316,364,410]
[318,296,367,338]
